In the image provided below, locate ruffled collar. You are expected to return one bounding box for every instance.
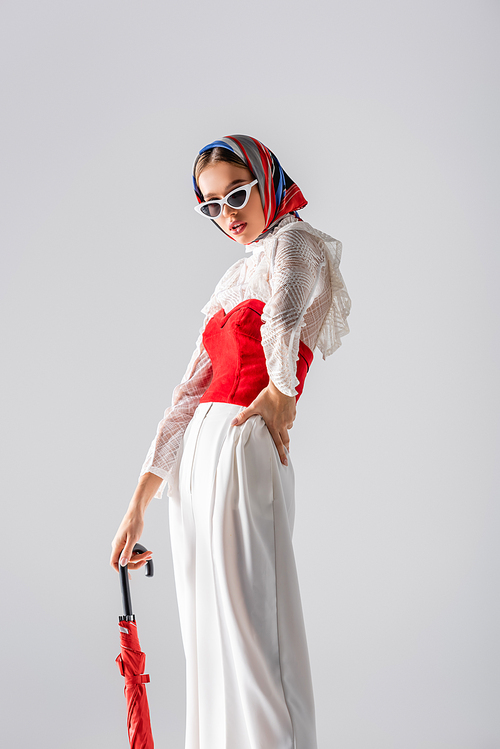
[245,214,301,256]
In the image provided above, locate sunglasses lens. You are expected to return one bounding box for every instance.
[227,188,248,209]
[201,203,221,218]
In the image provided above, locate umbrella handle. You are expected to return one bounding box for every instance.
[119,543,154,620]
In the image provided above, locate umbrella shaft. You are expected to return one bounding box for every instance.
[119,564,134,617]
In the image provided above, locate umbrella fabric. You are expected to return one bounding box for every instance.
[116,618,154,749]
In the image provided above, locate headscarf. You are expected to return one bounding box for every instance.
[192,134,308,244]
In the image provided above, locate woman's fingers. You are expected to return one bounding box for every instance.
[281,426,290,448]
[268,425,289,466]
[230,384,295,467]
[111,540,151,573]
[231,406,255,426]
[120,551,153,577]
[126,550,153,569]
[120,550,153,580]
[233,411,290,465]
[119,543,135,568]
[111,539,130,572]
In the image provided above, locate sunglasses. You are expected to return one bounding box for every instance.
[194,179,258,219]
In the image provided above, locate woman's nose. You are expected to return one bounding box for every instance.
[222,203,237,218]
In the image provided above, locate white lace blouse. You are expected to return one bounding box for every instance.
[139,214,351,499]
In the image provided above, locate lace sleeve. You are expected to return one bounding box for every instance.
[138,324,213,499]
[261,228,328,397]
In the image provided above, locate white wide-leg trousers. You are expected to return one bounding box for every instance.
[167,401,318,749]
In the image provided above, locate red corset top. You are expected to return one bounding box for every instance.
[199,298,314,408]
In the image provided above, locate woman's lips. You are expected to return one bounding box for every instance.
[230,222,247,235]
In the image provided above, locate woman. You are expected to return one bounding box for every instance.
[110,134,351,749]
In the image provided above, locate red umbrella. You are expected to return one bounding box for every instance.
[116,543,155,748]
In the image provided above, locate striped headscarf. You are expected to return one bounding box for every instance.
[192,134,308,243]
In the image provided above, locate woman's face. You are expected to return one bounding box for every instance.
[197,161,266,244]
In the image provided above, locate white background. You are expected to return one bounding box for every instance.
[1,1,499,747]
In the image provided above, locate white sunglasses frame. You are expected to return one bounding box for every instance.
[194,179,259,218]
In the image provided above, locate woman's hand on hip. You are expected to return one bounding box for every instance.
[230,379,296,466]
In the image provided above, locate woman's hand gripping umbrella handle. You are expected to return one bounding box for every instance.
[110,472,163,580]
[119,543,154,620]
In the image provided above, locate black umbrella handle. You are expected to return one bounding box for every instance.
[119,543,154,621]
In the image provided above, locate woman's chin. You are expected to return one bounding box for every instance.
[229,231,257,245]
